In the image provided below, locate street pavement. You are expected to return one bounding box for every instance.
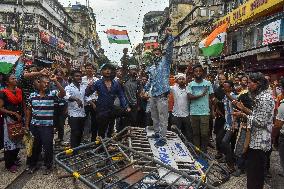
[1,128,284,189]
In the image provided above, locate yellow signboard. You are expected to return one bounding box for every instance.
[215,0,284,28]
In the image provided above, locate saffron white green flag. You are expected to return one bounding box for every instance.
[106,29,131,44]
[0,50,22,74]
[199,23,228,57]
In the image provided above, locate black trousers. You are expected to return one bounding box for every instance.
[69,117,85,148]
[145,112,152,127]
[214,117,225,152]
[30,126,54,168]
[85,105,97,141]
[96,113,115,138]
[4,148,20,169]
[246,148,266,189]
[172,116,192,142]
[136,109,146,128]
[124,104,138,127]
[54,105,66,141]
[0,116,3,150]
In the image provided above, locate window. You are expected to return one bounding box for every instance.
[200,8,207,17]
[24,14,34,24]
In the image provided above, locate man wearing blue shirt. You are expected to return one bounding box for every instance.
[86,63,130,138]
[144,28,174,147]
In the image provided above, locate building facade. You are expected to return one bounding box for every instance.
[0,0,103,68]
[212,0,284,78]
[142,11,164,51]
[65,3,101,67]
[0,0,75,63]
[157,0,194,66]
[174,0,223,66]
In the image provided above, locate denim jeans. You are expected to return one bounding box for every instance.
[150,95,169,139]
[30,126,54,168]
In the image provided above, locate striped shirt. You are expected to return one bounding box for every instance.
[29,90,58,127]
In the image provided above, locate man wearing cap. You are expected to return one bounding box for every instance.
[86,63,130,138]
[171,73,192,142]
[144,28,175,146]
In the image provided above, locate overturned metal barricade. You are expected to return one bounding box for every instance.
[55,127,230,189]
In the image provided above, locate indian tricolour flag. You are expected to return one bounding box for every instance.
[0,50,22,74]
[106,29,131,44]
[199,23,228,57]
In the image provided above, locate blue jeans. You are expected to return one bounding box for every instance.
[150,95,169,139]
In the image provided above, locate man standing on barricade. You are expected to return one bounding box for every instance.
[144,27,174,147]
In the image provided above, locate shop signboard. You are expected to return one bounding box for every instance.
[257,51,280,60]
[40,30,65,50]
[214,0,284,28]
[224,46,269,60]
[262,19,281,45]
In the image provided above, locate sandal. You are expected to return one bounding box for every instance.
[8,165,18,173]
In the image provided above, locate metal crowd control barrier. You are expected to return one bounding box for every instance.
[55,127,230,189]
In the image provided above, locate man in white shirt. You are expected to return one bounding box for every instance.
[82,63,99,141]
[65,70,87,148]
[171,73,192,142]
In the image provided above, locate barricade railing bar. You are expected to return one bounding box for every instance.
[55,127,230,189]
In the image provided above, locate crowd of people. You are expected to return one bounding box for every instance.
[0,28,283,189]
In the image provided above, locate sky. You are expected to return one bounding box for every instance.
[59,0,168,62]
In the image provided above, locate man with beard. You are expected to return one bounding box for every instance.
[144,28,174,147]
[187,64,214,153]
[171,73,192,142]
[214,74,227,159]
[65,70,87,148]
[122,65,142,128]
[86,63,130,138]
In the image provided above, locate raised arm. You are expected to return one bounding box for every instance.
[164,29,175,64]
[50,75,66,98]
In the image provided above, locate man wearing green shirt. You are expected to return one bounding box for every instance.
[187,64,214,152]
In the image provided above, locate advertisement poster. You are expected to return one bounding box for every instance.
[263,19,281,45]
